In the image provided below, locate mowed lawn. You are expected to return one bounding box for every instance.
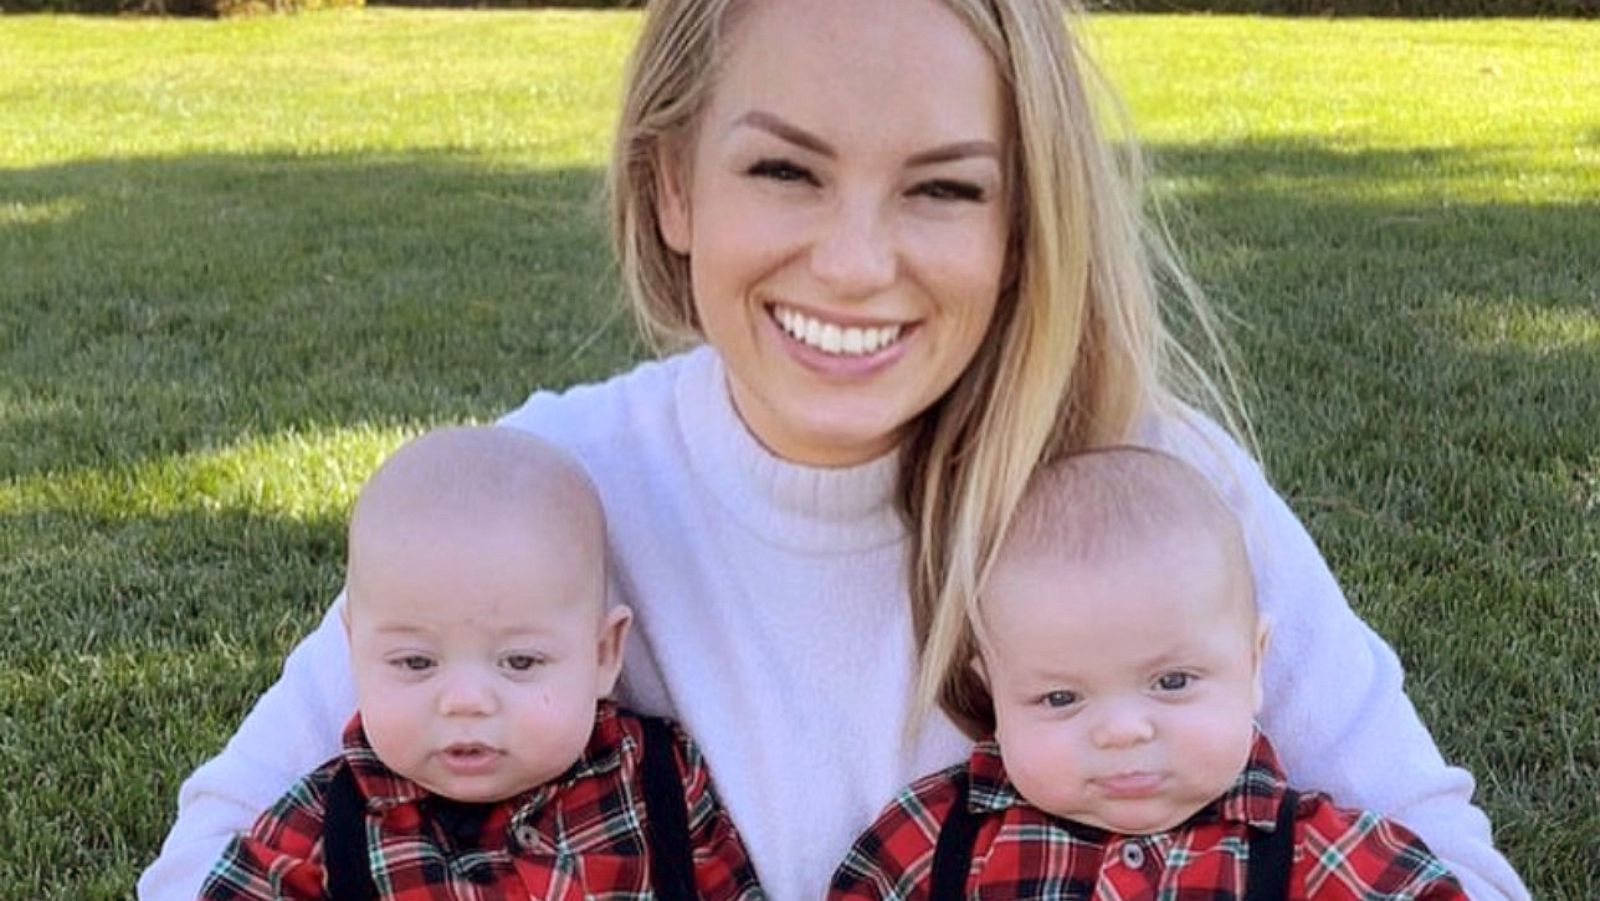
[1,10,1596,898]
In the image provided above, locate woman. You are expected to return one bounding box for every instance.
[142,0,1527,898]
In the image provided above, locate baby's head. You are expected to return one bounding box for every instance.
[973,446,1265,835]
[342,426,630,803]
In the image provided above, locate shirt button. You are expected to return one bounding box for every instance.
[1120,841,1146,869]
[514,824,540,850]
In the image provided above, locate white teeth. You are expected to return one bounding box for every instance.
[772,305,904,358]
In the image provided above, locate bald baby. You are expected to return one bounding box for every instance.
[974,445,1268,834]
[342,425,630,803]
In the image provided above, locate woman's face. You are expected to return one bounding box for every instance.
[658,0,1011,467]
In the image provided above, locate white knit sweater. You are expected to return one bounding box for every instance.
[140,347,1527,901]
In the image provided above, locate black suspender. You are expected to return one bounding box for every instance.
[322,762,380,901]
[639,715,698,901]
[1243,788,1299,901]
[928,773,981,901]
[320,715,698,900]
[926,776,1300,900]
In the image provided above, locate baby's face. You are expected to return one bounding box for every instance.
[344,512,622,803]
[979,532,1263,834]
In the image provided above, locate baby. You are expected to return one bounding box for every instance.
[831,446,1465,899]
[200,426,761,901]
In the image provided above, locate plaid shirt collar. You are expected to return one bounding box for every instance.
[965,724,1287,833]
[339,699,631,824]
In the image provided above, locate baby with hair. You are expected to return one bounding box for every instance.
[200,426,761,901]
[832,446,1466,900]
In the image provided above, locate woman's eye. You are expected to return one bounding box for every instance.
[747,158,817,185]
[912,179,986,203]
[502,654,543,672]
[1041,690,1079,709]
[1155,672,1194,692]
[393,655,434,672]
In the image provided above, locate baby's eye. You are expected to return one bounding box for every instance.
[747,158,817,186]
[1155,672,1194,692]
[501,654,545,672]
[911,179,986,203]
[392,655,434,672]
[1040,689,1079,709]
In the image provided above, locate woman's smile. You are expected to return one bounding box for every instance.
[769,303,910,360]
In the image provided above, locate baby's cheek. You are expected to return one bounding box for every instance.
[998,723,1085,813]
[363,697,430,778]
[510,687,595,773]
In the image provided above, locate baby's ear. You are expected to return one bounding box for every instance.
[594,604,634,699]
[1251,616,1272,714]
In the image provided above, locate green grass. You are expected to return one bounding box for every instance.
[1,10,1596,898]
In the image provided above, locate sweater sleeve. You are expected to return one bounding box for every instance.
[139,598,354,901]
[1144,410,1528,901]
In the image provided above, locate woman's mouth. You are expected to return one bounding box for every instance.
[770,303,908,358]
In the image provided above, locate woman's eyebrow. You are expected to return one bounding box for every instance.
[735,110,833,156]
[733,110,1000,167]
[906,142,1001,167]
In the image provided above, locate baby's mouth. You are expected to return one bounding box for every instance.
[440,743,502,768]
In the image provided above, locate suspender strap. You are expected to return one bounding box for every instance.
[639,715,697,901]
[322,763,380,901]
[1244,788,1299,901]
[929,773,981,901]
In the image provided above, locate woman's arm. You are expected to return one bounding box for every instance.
[1147,410,1529,901]
[138,599,354,901]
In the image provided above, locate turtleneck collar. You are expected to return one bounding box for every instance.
[673,346,906,554]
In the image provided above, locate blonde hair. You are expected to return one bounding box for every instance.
[607,0,1250,740]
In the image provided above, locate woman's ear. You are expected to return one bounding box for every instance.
[655,141,692,254]
[595,604,634,699]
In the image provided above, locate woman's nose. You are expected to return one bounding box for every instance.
[809,196,897,299]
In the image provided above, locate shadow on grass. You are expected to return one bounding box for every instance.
[1139,139,1599,465]
[0,150,640,484]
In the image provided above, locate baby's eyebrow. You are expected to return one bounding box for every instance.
[372,623,431,635]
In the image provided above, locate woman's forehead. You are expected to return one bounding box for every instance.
[704,0,1005,145]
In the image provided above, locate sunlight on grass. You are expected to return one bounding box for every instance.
[0,197,86,226]
[0,11,636,168]
[1,423,416,520]
[1091,15,1600,205]
[1448,299,1600,354]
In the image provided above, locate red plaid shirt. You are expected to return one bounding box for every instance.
[829,730,1466,900]
[200,701,762,901]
